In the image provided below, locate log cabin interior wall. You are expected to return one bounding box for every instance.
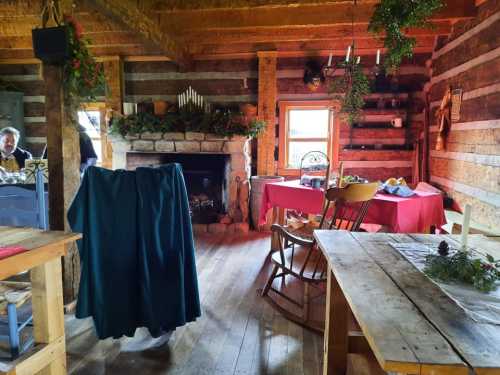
[428,0,500,230]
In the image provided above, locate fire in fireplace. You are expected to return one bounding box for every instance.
[126,152,230,224]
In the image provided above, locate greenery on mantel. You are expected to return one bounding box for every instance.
[329,59,371,126]
[110,110,265,138]
[368,0,444,72]
[424,241,500,292]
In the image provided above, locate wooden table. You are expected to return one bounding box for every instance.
[0,226,81,375]
[314,230,500,375]
[259,180,446,233]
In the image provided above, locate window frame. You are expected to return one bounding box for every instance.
[79,102,107,166]
[278,100,340,176]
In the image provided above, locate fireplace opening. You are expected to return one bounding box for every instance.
[126,152,231,224]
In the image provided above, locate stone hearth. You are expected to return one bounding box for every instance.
[109,132,251,234]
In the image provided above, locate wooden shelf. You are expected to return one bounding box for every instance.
[351,122,406,129]
[343,144,414,151]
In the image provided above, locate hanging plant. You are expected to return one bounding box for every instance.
[62,14,106,124]
[329,59,371,126]
[368,0,443,72]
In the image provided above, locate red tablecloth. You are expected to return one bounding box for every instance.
[259,180,446,233]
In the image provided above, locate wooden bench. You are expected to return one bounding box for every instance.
[442,209,500,238]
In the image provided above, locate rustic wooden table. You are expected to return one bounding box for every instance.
[314,230,500,375]
[0,226,81,375]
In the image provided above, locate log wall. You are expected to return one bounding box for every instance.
[1,53,429,182]
[0,62,46,156]
[428,0,500,230]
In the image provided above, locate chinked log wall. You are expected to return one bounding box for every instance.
[0,62,46,156]
[276,54,429,182]
[428,0,500,230]
[1,53,429,182]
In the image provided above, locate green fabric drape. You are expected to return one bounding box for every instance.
[68,164,200,339]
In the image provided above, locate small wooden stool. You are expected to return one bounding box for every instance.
[0,281,33,359]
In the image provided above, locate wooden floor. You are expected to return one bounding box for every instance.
[66,232,324,375]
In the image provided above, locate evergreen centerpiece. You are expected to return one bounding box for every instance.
[368,0,443,72]
[424,241,500,292]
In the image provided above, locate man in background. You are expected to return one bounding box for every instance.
[0,127,32,173]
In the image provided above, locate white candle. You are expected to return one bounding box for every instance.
[327,52,333,67]
[346,45,351,62]
[356,56,361,64]
[376,49,380,65]
[461,204,472,250]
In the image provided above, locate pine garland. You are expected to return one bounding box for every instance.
[110,110,265,138]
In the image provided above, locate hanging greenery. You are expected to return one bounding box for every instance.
[110,109,265,138]
[62,14,106,123]
[329,59,371,125]
[368,0,443,72]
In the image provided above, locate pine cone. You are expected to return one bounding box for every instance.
[438,240,449,256]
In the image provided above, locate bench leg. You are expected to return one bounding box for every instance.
[7,303,20,358]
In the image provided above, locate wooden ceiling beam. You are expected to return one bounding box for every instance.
[147,0,378,11]
[0,32,144,49]
[181,22,452,45]
[191,36,436,55]
[158,0,476,32]
[192,47,434,61]
[85,0,184,62]
[0,44,159,60]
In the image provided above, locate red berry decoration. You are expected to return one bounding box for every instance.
[438,240,449,256]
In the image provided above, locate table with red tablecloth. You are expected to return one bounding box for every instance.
[258,180,446,233]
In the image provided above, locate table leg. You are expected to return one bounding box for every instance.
[31,252,66,375]
[323,267,349,375]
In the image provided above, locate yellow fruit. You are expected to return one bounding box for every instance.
[385,177,398,186]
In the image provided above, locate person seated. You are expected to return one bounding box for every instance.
[0,127,32,174]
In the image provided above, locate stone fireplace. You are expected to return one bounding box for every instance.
[109,131,251,234]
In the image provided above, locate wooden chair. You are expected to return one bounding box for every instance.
[0,281,33,359]
[261,182,379,331]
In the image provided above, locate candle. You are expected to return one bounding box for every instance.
[356,56,361,64]
[461,204,472,250]
[376,49,380,65]
[327,52,333,67]
[338,162,344,188]
[346,45,351,62]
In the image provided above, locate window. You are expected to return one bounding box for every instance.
[278,101,339,174]
[78,110,102,163]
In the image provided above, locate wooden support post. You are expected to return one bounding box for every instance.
[30,252,66,375]
[43,64,81,303]
[102,56,124,169]
[257,51,278,176]
[323,267,349,375]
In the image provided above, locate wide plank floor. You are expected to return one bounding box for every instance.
[66,232,324,375]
